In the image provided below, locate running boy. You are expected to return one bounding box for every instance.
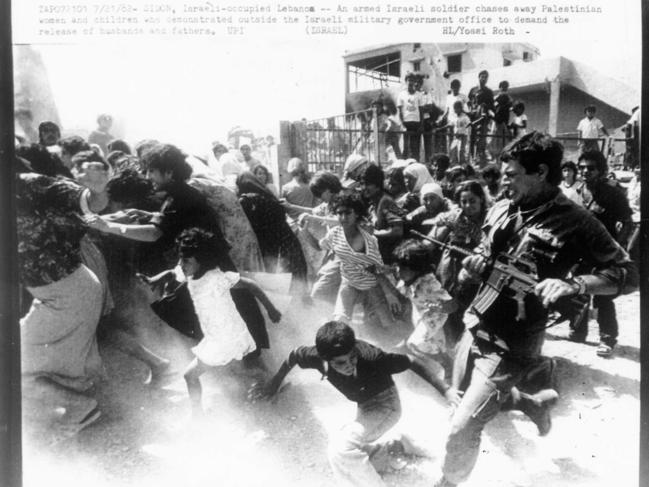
[249,320,461,487]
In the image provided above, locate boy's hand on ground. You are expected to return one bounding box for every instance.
[247,381,278,403]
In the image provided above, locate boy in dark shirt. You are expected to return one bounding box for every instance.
[571,150,634,356]
[250,321,460,487]
[490,80,513,158]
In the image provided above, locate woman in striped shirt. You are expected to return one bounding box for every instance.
[312,193,402,328]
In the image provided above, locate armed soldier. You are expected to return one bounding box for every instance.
[433,132,637,487]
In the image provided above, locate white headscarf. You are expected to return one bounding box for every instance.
[419,182,444,204]
[404,162,435,192]
[219,153,244,192]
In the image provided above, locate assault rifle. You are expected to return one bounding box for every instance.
[410,230,589,324]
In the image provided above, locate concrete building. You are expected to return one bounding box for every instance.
[343,43,638,144]
[344,42,540,111]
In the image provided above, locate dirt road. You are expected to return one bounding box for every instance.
[22,290,639,487]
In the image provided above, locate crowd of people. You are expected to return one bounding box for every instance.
[379,70,640,171]
[14,106,639,486]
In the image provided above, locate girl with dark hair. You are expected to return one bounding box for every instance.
[253,164,279,197]
[392,239,458,377]
[237,171,309,296]
[560,160,583,206]
[427,180,488,345]
[89,144,273,358]
[175,228,281,417]
[306,194,401,328]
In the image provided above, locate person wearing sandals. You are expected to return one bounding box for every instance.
[432,132,637,487]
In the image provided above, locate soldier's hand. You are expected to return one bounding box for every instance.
[535,278,579,307]
[461,255,486,278]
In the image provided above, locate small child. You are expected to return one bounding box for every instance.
[382,104,403,159]
[449,100,471,165]
[392,239,457,378]
[577,104,608,152]
[491,80,513,156]
[307,193,400,327]
[249,320,461,487]
[509,101,528,138]
[175,227,282,417]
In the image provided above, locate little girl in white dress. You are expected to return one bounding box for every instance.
[176,228,282,417]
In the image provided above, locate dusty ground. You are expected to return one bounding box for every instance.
[22,289,640,487]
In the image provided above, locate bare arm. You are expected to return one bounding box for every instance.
[234,277,282,322]
[615,219,634,250]
[248,357,295,401]
[86,191,109,214]
[374,221,404,240]
[86,214,163,242]
[280,201,315,214]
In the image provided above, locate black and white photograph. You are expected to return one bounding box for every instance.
[3,1,644,486]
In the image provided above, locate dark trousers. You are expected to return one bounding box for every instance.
[569,295,618,346]
[403,121,421,160]
[422,119,434,163]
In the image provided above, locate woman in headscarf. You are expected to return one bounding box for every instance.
[402,162,436,213]
[405,182,451,234]
[236,171,308,296]
[281,157,315,221]
[218,152,244,193]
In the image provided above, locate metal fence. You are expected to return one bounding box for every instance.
[288,111,634,176]
[288,108,379,175]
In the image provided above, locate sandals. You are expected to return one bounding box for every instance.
[596,342,614,357]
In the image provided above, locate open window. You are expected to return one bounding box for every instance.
[346,51,401,93]
[446,54,462,73]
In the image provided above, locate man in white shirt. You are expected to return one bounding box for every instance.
[397,73,424,160]
[577,105,608,153]
[240,144,262,170]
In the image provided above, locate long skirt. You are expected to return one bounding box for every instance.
[80,234,114,317]
[22,264,103,391]
[189,177,265,272]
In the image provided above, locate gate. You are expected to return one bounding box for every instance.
[286,108,380,176]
